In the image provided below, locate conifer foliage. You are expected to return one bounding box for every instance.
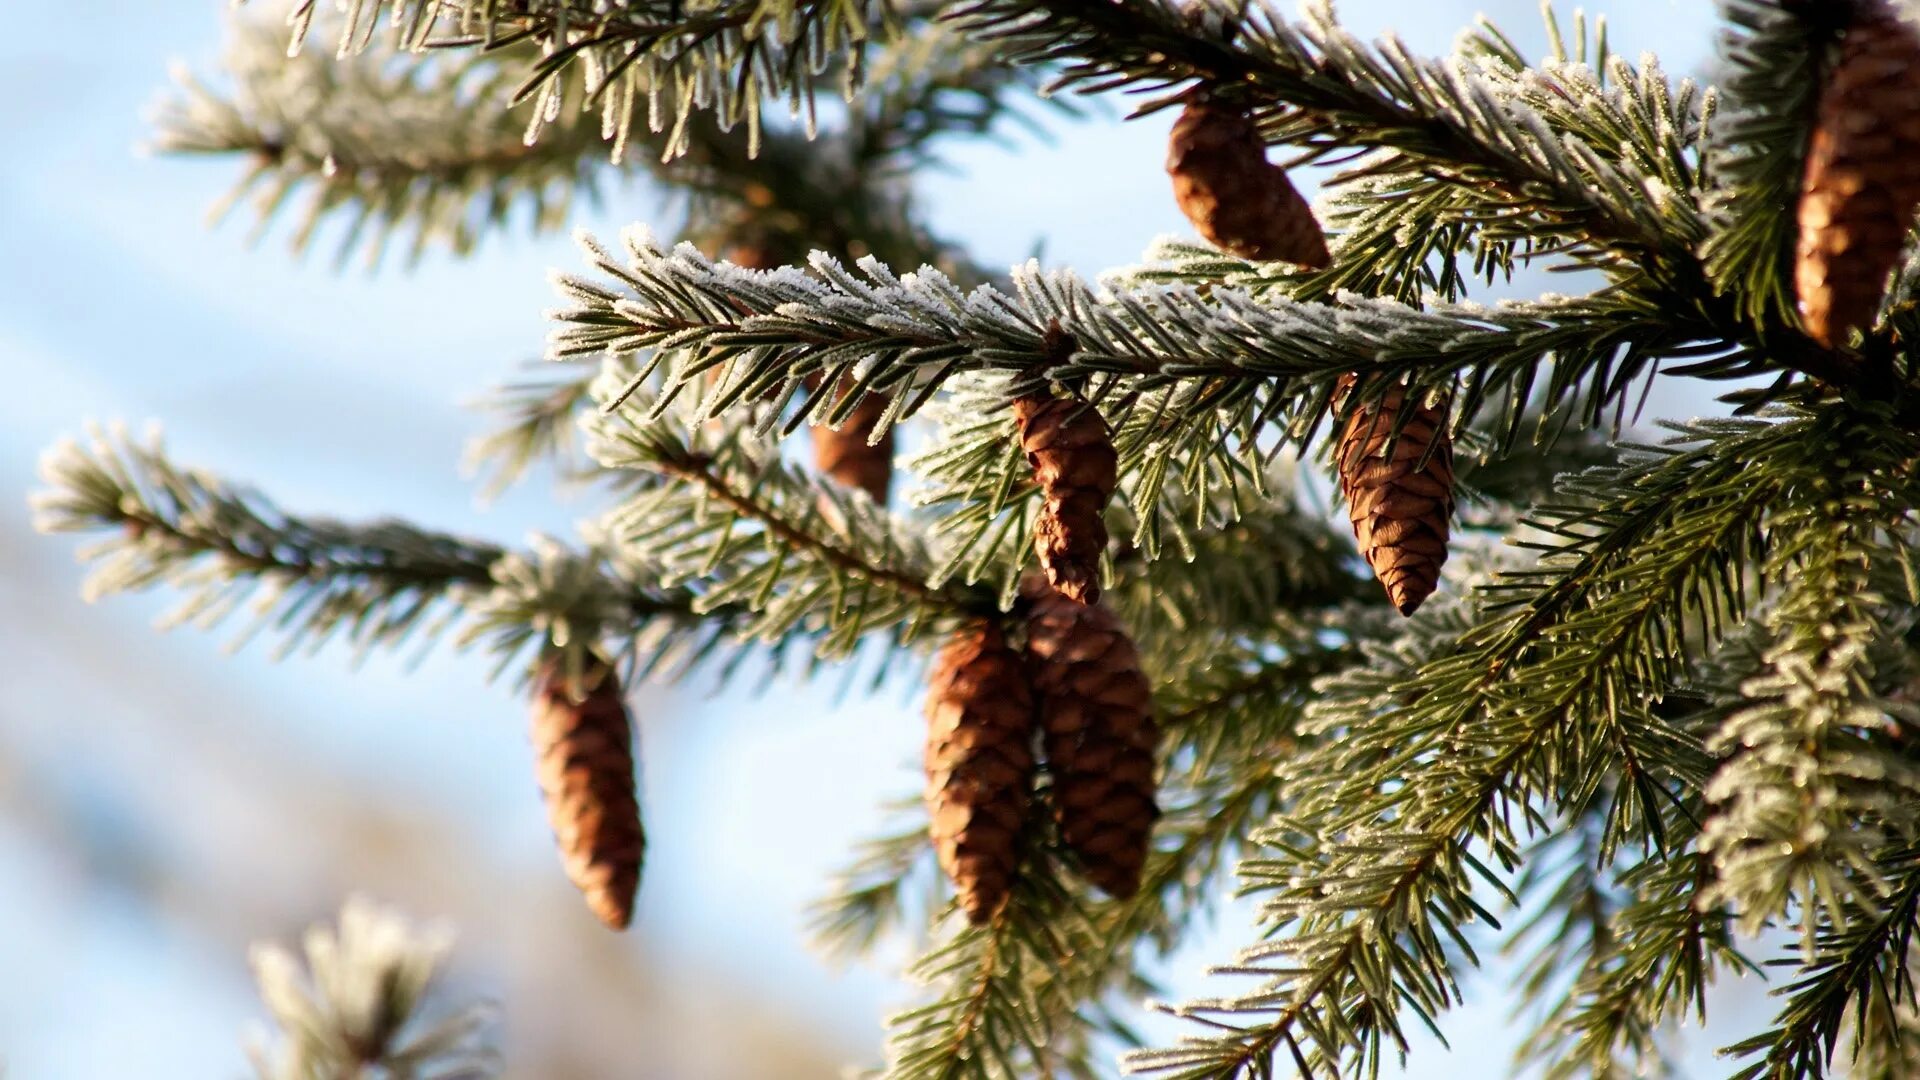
[36,0,1920,1076]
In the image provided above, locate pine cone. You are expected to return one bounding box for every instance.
[1014,393,1117,605]
[1166,98,1330,267]
[1796,2,1920,348]
[1023,588,1159,899]
[530,660,645,930]
[1336,374,1455,617]
[809,377,894,504]
[924,623,1038,923]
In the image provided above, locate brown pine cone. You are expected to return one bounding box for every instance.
[1023,588,1159,899]
[530,659,646,930]
[1796,1,1920,347]
[1166,98,1330,267]
[809,378,894,504]
[1336,374,1455,617]
[924,623,1038,924]
[1014,393,1117,605]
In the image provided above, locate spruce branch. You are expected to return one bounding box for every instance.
[1129,411,1846,1079]
[949,0,1685,269]
[155,17,1009,275]
[876,628,1353,1079]
[153,24,614,268]
[949,0,1903,408]
[549,229,1725,474]
[1700,425,1920,945]
[244,896,496,1079]
[585,382,999,655]
[30,424,714,671]
[1725,844,1920,1080]
[1509,808,1749,1080]
[266,0,894,156]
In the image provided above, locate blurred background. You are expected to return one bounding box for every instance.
[0,1,1766,1076]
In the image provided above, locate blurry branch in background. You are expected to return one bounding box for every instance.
[245,897,497,1080]
[150,11,1038,276]
[268,0,895,155]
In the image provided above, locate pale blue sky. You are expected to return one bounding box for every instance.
[0,2,1772,1077]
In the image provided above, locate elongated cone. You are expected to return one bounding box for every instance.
[925,624,1038,923]
[1166,98,1330,267]
[1797,2,1920,347]
[1023,587,1159,899]
[809,378,894,504]
[1014,393,1116,605]
[1336,374,1454,617]
[531,660,645,930]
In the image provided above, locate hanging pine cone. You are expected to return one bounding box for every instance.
[1014,392,1116,605]
[530,659,646,930]
[1336,374,1455,617]
[1166,97,1330,267]
[924,623,1038,924]
[1023,587,1158,899]
[1796,1,1920,348]
[808,376,894,504]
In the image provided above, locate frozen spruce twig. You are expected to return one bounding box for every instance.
[244,896,496,1079]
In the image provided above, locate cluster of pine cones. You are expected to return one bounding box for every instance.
[924,391,1160,921]
[533,0,1920,924]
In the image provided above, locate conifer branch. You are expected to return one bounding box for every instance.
[244,896,497,1078]
[1130,410,1845,1078]
[587,383,999,654]
[1726,845,1920,1080]
[29,425,719,670]
[267,0,894,156]
[155,17,1010,276]
[551,229,1731,478]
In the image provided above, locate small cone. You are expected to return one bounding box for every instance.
[924,623,1038,923]
[1796,1,1920,347]
[1023,587,1159,899]
[530,660,645,930]
[1014,393,1117,605]
[1336,374,1454,617]
[1166,98,1330,267]
[809,376,894,504]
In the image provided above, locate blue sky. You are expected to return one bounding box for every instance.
[0,2,1776,1077]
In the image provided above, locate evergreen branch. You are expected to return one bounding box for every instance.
[1129,412,1842,1079]
[879,630,1350,1078]
[1510,806,1749,1080]
[911,372,1368,610]
[1700,423,1920,944]
[30,424,711,669]
[950,0,1903,409]
[586,382,997,655]
[948,0,1683,268]
[155,18,1009,275]
[1725,844,1920,1080]
[466,357,604,498]
[153,25,612,268]
[245,896,497,1079]
[268,0,892,156]
[550,229,1723,475]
